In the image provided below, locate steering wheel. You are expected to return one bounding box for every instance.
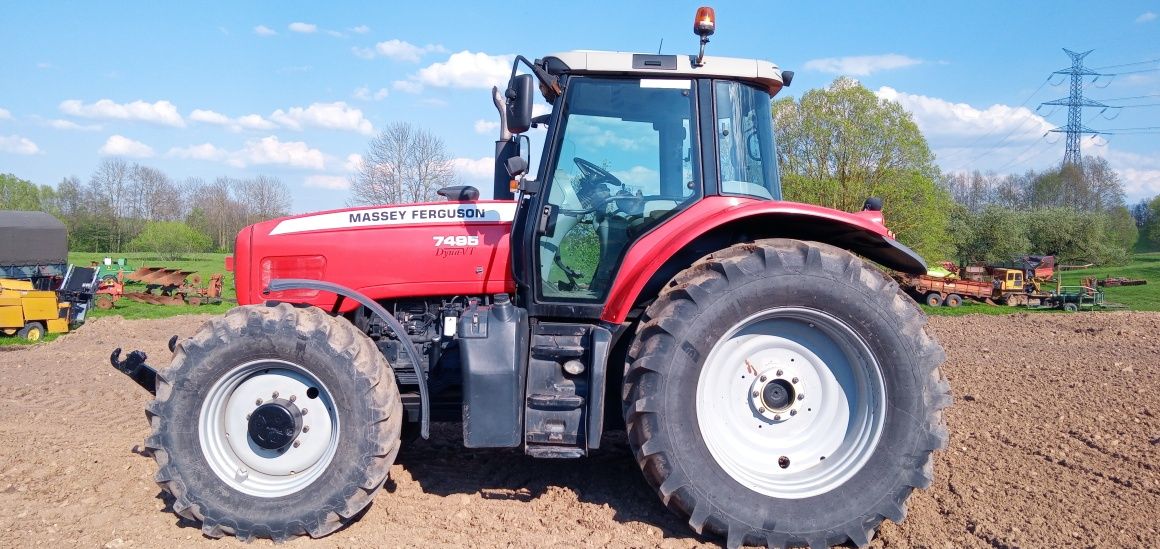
[574,157,624,187]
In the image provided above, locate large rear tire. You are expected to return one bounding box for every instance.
[144,303,403,541]
[623,239,949,548]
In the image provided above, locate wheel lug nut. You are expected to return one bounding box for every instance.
[760,375,767,382]
[791,377,799,384]
[773,414,781,421]
[272,391,279,399]
[255,398,263,406]
[292,440,301,448]
[797,394,805,400]
[776,369,783,376]
[752,391,759,398]
[302,425,310,432]
[790,409,797,416]
[246,414,251,420]
[301,408,308,416]
[289,395,296,402]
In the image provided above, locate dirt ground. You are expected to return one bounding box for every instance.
[0,311,1157,548]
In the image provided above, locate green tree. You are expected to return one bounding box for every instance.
[773,77,952,260]
[949,205,1030,265]
[127,221,212,260]
[0,173,56,211]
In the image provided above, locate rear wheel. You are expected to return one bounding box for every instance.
[145,303,402,541]
[944,294,962,308]
[924,292,943,307]
[623,239,949,548]
[1063,302,1079,313]
[18,322,45,341]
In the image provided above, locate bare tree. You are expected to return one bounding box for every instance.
[350,122,455,205]
[127,164,182,222]
[237,175,292,222]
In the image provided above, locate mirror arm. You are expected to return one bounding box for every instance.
[510,55,561,99]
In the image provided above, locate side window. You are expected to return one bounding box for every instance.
[538,78,700,302]
[715,81,780,200]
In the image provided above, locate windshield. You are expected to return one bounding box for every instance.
[714,80,781,200]
[538,77,700,302]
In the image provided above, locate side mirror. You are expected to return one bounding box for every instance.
[862,197,883,212]
[505,74,534,134]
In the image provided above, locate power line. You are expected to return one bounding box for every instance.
[1108,67,1160,76]
[1114,103,1160,108]
[948,77,1051,172]
[1095,93,1160,102]
[1093,57,1160,70]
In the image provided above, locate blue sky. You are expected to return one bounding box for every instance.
[1,1,1158,212]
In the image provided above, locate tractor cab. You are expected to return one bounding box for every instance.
[494,49,791,317]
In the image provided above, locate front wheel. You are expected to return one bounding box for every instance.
[623,239,949,548]
[18,322,45,341]
[144,303,402,541]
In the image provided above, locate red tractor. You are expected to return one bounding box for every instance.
[112,9,948,548]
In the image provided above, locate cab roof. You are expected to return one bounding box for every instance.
[541,50,786,93]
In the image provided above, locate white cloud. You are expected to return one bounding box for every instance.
[288,22,317,34]
[60,98,185,127]
[1136,11,1157,23]
[239,136,326,169]
[372,39,446,62]
[451,157,494,182]
[351,25,370,34]
[48,119,101,131]
[189,109,279,132]
[167,137,326,170]
[166,143,230,162]
[304,175,351,190]
[804,54,922,76]
[474,119,499,134]
[351,47,376,60]
[189,109,232,125]
[343,153,363,172]
[875,86,1053,143]
[353,86,389,101]
[269,102,374,135]
[392,80,424,94]
[612,166,659,187]
[326,30,344,38]
[254,25,277,36]
[410,51,513,89]
[99,135,154,157]
[0,108,9,120]
[236,114,278,130]
[0,135,40,155]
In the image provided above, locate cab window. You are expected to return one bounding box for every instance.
[714,80,780,200]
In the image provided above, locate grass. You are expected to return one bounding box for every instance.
[923,252,1160,316]
[69,252,235,320]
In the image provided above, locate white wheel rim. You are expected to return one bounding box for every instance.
[695,307,886,499]
[199,360,340,498]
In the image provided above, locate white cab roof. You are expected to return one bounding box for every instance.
[544,50,786,92]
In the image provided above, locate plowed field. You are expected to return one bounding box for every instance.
[1,312,1157,548]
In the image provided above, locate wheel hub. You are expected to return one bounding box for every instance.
[248,400,302,450]
[761,378,794,410]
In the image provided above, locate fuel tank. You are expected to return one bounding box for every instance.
[233,200,518,310]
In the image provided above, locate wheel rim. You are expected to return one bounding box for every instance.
[695,307,886,499]
[27,327,42,341]
[199,360,340,498]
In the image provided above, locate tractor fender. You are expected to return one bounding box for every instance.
[265,278,430,439]
[600,196,927,324]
